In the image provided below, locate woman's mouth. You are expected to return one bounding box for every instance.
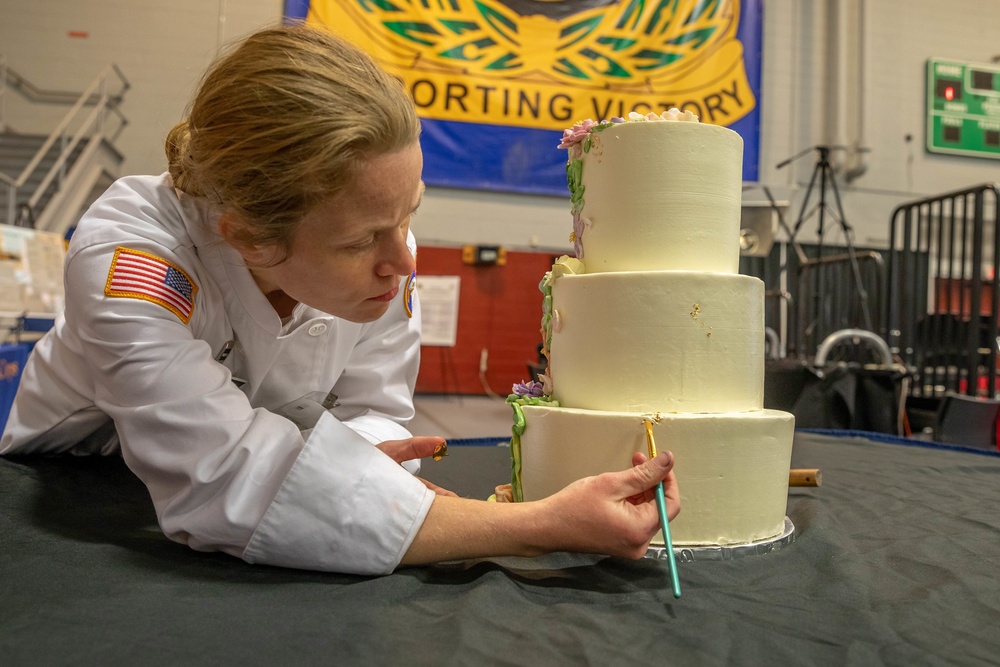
[368,286,399,302]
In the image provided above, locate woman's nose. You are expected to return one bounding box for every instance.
[377,233,416,277]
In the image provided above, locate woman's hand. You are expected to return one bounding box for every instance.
[535,450,680,559]
[400,448,680,565]
[376,436,458,497]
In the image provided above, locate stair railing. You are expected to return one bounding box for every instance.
[0,55,7,132]
[0,60,129,227]
[0,54,14,221]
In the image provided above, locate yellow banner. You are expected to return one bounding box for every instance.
[307,0,755,130]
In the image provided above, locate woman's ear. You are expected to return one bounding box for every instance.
[218,213,276,265]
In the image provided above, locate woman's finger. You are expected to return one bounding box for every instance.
[376,437,447,464]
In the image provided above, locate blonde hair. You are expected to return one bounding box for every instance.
[165,24,420,256]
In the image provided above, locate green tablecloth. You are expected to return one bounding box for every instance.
[2,432,999,666]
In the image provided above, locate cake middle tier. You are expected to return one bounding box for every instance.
[548,271,764,413]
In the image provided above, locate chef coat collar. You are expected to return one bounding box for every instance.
[169,176,328,338]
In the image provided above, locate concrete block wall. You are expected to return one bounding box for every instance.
[2,0,999,251]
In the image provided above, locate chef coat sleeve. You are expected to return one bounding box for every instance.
[64,241,435,575]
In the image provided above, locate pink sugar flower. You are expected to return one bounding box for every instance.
[558,119,598,148]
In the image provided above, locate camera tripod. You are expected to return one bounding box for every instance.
[777,145,874,355]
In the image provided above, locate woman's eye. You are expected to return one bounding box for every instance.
[349,235,377,251]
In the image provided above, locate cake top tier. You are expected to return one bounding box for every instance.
[559,109,744,275]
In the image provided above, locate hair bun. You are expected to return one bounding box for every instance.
[165,121,201,195]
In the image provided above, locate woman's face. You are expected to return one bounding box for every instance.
[246,142,424,323]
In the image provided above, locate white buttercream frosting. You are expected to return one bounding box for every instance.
[511,116,794,548]
[549,271,764,413]
[579,121,744,274]
[518,406,794,545]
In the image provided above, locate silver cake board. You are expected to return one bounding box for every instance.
[645,517,795,562]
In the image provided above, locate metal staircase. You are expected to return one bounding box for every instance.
[0,56,129,234]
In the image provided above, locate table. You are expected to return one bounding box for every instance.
[2,431,999,666]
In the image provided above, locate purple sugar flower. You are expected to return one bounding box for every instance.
[512,380,545,398]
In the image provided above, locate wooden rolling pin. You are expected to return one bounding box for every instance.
[789,468,822,487]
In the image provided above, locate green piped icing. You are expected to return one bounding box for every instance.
[537,256,584,388]
[506,393,560,502]
[539,273,554,357]
[509,401,525,502]
[566,158,584,216]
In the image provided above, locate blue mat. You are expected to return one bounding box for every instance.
[452,428,1000,458]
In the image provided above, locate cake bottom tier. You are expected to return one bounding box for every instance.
[515,405,795,546]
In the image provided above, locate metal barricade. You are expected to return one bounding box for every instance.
[884,183,1000,399]
[792,250,885,361]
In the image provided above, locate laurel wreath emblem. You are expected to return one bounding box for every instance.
[329,0,738,88]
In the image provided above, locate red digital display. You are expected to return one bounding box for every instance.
[936,78,963,101]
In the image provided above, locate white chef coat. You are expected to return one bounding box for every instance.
[0,174,436,575]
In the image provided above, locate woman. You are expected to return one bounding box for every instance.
[0,24,678,574]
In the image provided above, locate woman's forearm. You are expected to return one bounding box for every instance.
[399,495,552,565]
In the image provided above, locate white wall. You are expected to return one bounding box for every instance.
[0,0,282,177]
[3,0,1000,251]
[759,0,1000,249]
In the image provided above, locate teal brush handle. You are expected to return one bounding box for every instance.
[654,480,682,599]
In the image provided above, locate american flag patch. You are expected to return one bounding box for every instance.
[105,247,198,323]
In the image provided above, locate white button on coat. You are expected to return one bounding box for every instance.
[308,323,328,336]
